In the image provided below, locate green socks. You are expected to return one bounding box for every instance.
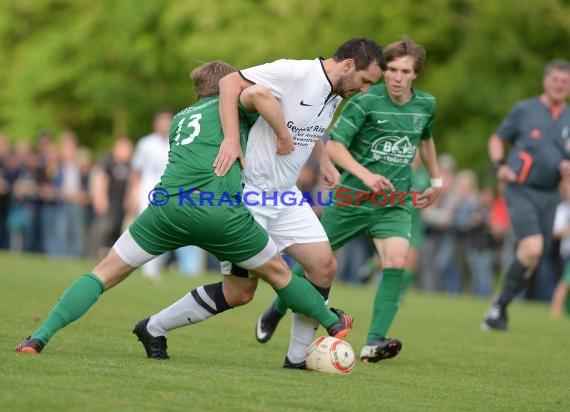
[367,268,404,342]
[31,273,105,344]
[274,263,306,315]
[275,276,337,328]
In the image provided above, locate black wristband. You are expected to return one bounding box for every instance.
[493,159,505,170]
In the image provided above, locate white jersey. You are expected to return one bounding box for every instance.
[240,58,342,191]
[131,133,170,212]
[553,201,570,259]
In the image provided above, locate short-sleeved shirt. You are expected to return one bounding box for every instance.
[240,58,342,191]
[496,97,570,190]
[101,154,130,220]
[131,133,170,212]
[157,97,258,200]
[329,83,436,206]
[553,201,570,259]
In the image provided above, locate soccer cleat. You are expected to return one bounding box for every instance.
[133,317,170,359]
[14,337,45,355]
[255,301,285,343]
[326,308,354,339]
[360,337,402,363]
[283,356,307,370]
[481,303,508,331]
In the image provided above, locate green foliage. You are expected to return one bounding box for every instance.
[0,0,569,170]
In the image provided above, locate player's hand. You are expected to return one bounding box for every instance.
[319,162,340,190]
[496,164,517,183]
[214,138,244,176]
[276,134,295,155]
[416,186,441,209]
[362,172,395,192]
[559,160,570,178]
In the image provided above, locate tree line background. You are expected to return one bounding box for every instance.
[1,0,569,174]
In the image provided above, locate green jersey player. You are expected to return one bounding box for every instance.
[14,61,352,357]
[256,37,442,364]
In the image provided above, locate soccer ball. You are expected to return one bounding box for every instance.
[306,336,355,375]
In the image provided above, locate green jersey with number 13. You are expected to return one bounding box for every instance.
[157,96,258,198]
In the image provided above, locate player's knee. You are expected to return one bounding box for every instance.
[92,249,135,290]
[225,285,256,307]
[234,290,256,306]
[518,238,543,266]
[384,256,407,269]
[310,256,337,287]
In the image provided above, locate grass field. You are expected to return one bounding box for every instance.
[1,252,569,412]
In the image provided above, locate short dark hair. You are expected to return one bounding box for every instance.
[333,37,387,71]
[190,61,237,99]
[544,59,570,77]
[384,37,426,74]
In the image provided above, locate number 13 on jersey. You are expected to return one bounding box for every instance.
[174,114,202,146]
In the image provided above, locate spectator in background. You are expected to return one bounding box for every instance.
[55,131,88,257]
[7,143,40,252]
[402,153,430,295]
[551,178,570,319]
[465,185,498,297]
[482,59,570,330]
[89,136,133,258]
[450,169,479,293]
[0,134,11,249]
[488,181,514,277]
[127,112,204,280]
[37,137,61,256]
[420,154,457,292]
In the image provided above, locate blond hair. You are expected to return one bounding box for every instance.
[190,61,236,100]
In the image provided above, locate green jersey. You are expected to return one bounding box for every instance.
[158,96,258,198]
[330,83,436,200]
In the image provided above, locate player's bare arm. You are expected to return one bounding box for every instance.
[313,139,339,189]
[416,137,441,209]
[215,72,253,176]
[124,170,141,216]
[489,134,516,182]
[239,85,294,155]
[326,139,394,192]
[558,159,570,178]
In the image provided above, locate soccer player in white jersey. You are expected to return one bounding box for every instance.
[135,38,386,367]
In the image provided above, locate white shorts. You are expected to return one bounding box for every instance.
[220,184,328,275]
[244,184,328,250]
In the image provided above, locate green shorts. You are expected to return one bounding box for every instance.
[321,203,411,251]
[129,194,269,264]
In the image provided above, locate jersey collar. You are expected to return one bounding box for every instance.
[317,57,338,103]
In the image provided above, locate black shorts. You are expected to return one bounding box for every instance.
[504,183,560,241]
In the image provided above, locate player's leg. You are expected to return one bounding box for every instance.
[134,202,351,359]
[14,226,160,354]
[401,208,424,297]
[360,235,409,363]
[137,268,259,359]
[254,198,336,363]
[552,259,570,318]
[255,203,366,345]
[247,251,351,339]
[279,241,337,366]
[359,207,411,363]
[482,185,544,330]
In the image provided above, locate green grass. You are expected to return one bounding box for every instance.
[1,252,569,412]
